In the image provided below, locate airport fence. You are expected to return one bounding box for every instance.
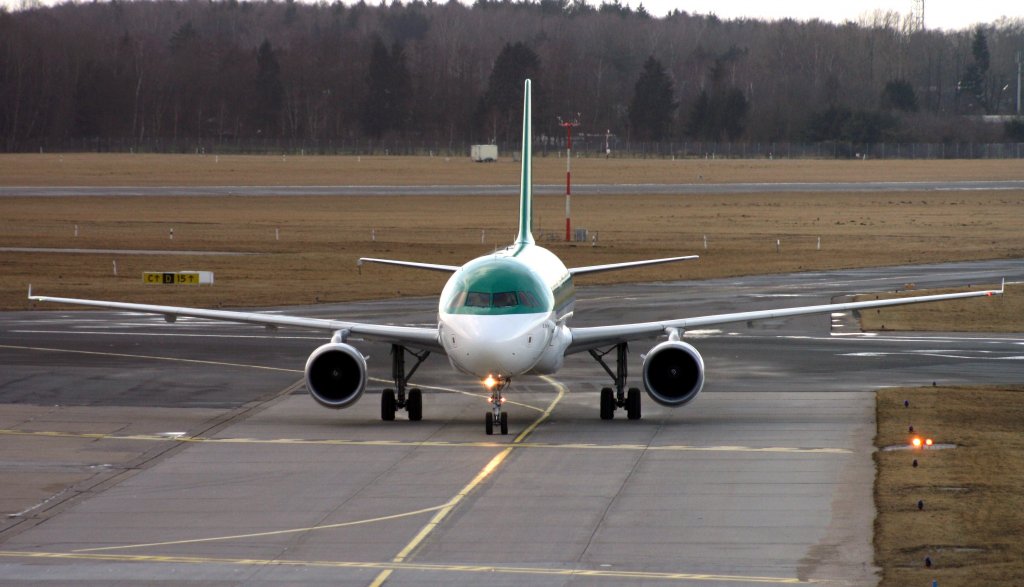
[15,137,1024,160]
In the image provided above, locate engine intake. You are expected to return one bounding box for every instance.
[642,340,705,407]
[304,343,367,409]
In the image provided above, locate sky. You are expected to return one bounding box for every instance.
[636,0,1019,31]
[1,0,1018,31]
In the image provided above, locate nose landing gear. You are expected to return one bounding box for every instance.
[484,376,510,435]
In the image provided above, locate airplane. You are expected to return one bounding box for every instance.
[29,79,1004,435]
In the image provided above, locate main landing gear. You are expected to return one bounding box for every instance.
[484,376,510,435]
[589,342,641,421]
[381,344,430,422]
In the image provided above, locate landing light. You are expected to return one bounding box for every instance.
[925,438,933,447]
[484,375,497,390]
[911,437,922,448]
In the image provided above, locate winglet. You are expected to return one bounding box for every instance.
[515,79,534,246]
[27,284,32,299]
[994,278,1005,295]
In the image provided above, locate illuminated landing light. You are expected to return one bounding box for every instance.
[911,437,922,448]
[925,438,934,447]
[484,375,497,390]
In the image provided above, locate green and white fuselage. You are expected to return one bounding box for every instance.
[438,79,573,378]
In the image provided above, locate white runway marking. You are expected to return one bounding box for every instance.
[0,344,302,373]
[11,329,323,340]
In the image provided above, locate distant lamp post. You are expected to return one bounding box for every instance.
[1017,49,1022,115]
[558,115,581,242]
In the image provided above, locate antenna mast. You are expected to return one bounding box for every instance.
[910,0,925,32]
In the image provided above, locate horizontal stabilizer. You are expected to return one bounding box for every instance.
[358,258,459,273]
[569,255,699,276]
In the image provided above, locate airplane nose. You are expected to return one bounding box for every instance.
[442,315,551,377]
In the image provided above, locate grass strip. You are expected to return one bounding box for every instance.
[875,385,1024,586]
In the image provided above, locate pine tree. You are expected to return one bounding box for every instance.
[362,37,412,138]
[478,42,541,143]
[628,56,676,141]
[253,39,284,136]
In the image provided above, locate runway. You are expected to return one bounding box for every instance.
[0,259,1021,586]
[2,179,1024,197]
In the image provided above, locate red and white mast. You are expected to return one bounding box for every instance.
[558,115,581,242]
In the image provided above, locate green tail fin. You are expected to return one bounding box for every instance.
[516,79,534,246]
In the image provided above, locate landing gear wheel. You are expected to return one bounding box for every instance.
[500,412,508,435]
[485,412,494,435]
[381,389,396,421]
[407,388,422,421]
[626,387,642,420]
[600,387,615,420]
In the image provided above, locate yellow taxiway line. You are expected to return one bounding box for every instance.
[0,550,810,584]
[0,428,850,455]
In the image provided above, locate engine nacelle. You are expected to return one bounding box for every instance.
[642,340,705,407]
[304,343,367,409]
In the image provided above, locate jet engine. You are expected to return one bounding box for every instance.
[304,343,367,409]
[641,340,705,407]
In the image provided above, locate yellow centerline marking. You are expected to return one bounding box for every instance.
[369,375,566,587]
[0,551,809,583]
[0,429,850,454]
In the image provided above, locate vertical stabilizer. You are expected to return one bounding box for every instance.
[516,79,534,246]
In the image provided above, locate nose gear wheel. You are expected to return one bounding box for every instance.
[485,377,511,435]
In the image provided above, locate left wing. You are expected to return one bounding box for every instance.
[567,281,1004,354]
[28,288,443,352]
[358,257,459,273]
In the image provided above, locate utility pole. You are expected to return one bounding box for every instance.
[558,115,581,242]
[1017,49,1022,115]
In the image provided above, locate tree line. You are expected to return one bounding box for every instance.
[2,0,1023,154]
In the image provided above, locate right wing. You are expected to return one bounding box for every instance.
[566,281,1005,354]
[569,255,699,276]
[28,289,443,352]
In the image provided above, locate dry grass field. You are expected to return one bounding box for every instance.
[875,386,1024,586]
[1,187,1021,311]
[2,156,1023,311]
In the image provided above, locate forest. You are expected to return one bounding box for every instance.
[1,0,1023,154]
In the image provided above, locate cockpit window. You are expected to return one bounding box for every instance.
[441,259,553,315]
[518,291,540,307]
[492,292,518,307]
[466,292,490,307]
